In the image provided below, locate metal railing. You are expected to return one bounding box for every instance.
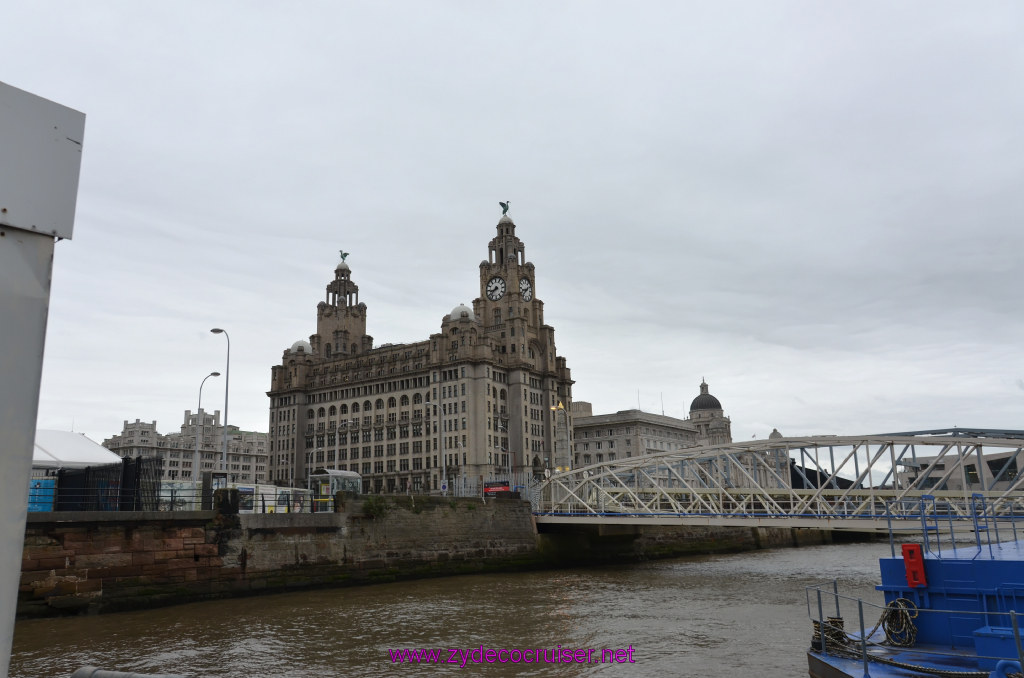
[807,585,1024,676]
[534,435,1024,527]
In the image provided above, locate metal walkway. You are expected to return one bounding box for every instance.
[533,434,1024,532]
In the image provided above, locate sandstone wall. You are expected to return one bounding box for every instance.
[19,497,539,617]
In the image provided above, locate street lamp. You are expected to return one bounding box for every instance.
[193,371,221,489]
[307,450,314,491]
[497,423,510,479]
[428,398,447,495]
[551,401,571,473]
[210,328,230,477]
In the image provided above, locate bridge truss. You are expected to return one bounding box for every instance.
[533,435,1024,531]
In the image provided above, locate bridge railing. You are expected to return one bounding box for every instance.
[535,492,1024,534]
[533,436,1024,526]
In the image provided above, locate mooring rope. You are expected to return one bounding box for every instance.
[880,597,919,647]
[811,599,1021,678]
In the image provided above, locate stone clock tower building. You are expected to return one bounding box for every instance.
[267,210,574,493]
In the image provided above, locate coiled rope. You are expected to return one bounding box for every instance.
[811,598,1021,678]
[880,597,919,647]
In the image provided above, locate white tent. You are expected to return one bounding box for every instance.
[32,430,122,470]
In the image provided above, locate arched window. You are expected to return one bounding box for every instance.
[339,404,348,415]
[387,397,397,408]
[317,407,326,418]
[329,405,337,417]
[351,402,360,413]
[400,395,410,407]
[500,389,507,401]
[363,400,372,411]
[375,398,385,409]
[325,344,331,357]
[413,393,423,404]
[307,409,314,418]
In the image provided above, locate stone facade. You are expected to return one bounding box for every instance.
[570,406,698,467]
[102,413,268,483]
[688,380,732,446]
[570,381,733,467]
[267,213,574,493]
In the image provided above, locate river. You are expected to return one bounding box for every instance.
[10,540,893,677]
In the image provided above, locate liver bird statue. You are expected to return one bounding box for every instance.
[499,201,510,215]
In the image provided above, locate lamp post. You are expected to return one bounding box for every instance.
[497,423,509,479]
[551,401,571,473]
[210,328,230,478]
[429,398,447,496]
[193,371,220,490]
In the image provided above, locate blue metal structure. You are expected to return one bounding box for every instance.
[807,497,1024,677]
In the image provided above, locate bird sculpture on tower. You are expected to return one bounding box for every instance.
[499,201,510,215]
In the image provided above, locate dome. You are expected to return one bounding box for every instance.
[449,303,475,321]
[290,340,313,354]
[335,260,350,272]
[769,428,783,440]
[689,381,722,412]
[499,214,513,224]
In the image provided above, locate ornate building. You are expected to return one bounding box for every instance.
[570,381,733,466]
[267,211,574,493]
[688,380,732,446]
[102,412,268,483]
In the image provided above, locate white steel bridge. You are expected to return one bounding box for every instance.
[532,430,1024,533]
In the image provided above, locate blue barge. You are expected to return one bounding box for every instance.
[807,498,1024,678]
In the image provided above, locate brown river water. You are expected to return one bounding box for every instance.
[10,541,892,678]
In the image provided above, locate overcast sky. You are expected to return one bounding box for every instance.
[8,1,1023,445]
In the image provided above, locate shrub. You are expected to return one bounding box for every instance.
[362,495,391,519]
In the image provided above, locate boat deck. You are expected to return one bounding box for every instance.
[809,641,1014,678]
[926,539,1024,561]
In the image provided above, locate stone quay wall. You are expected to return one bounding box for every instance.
[20,496,538,618]
[20,494,848,618]
[534,522,836,563]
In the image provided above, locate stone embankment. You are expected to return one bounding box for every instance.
[20,492,841,617]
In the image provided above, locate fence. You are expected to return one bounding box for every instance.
[29,457,162,512]
[438,470,543,501]
[28,466,542,513]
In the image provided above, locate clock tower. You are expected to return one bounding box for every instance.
[471,210,573,474]
[475,213,555,372]
[269,206,574,492]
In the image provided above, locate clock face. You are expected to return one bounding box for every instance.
[519,277,533,301]
[486,276,506,301]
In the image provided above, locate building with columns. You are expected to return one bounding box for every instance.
[267,211,574,493]
[570,381,733,466]
[688,380,732,446]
